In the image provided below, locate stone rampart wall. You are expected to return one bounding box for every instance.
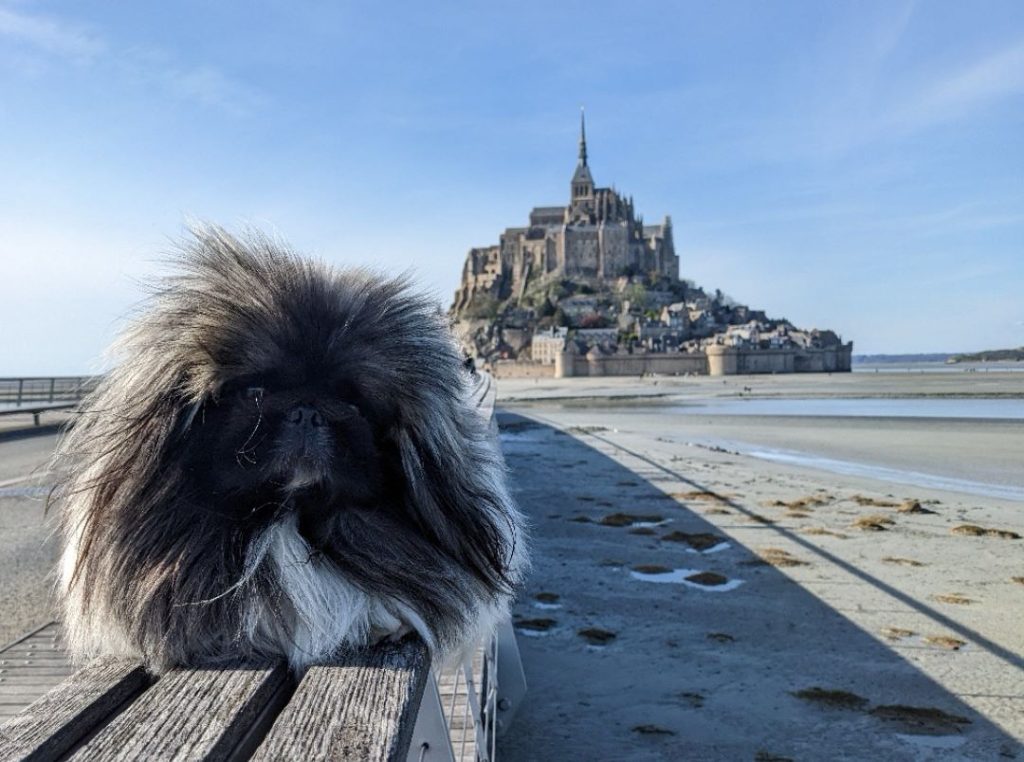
[489,344,852,379]
[552,344,853,378]
[559,353,707,377]
[490,361,557,379]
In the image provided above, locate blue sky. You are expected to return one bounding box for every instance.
[1,1,1022,373]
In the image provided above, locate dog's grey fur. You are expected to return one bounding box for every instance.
[55,225,527,672]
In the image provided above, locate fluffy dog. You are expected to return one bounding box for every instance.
[55,226,526,672]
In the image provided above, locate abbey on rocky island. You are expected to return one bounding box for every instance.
[449,114,852,378]
[452,112,678,312]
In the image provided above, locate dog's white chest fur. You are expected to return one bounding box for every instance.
[244,517,431,669]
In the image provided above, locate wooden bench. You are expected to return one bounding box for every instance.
[0,371,527,761]
[0,622,525,761]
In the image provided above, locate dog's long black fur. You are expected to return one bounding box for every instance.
[55,226,526,671]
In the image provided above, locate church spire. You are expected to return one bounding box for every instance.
[578,107,588,166]
[570,108,595,206]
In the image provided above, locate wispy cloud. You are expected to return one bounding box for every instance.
[894,201,1024,237]
[0,3,263,115]
[119,47,267,115]
[691,24,1024,165]
[0,4,105,63]
[891,40,1024,130]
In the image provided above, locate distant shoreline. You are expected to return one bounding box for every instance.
[496,368,1024,404]
[855,351,1024,365]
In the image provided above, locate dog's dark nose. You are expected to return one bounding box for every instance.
[287,405,324,428]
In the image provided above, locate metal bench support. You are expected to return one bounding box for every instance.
[407,672,456,762]
[492,620,527,737]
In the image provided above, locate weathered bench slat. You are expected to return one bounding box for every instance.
[68,662,288,762]
[0,657,148,762]
[252,637,430,762]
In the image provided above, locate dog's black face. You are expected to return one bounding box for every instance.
[181,365,397,524]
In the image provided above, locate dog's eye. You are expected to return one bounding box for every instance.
[244,387,265,402]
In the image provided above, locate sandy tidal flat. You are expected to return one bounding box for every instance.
[497,374,1023,761]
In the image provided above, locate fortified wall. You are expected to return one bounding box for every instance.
[490,344,853,379]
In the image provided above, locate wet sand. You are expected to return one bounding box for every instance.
[498,373,1023,760]
[497,369,1024,402]
[501,373,1024,503]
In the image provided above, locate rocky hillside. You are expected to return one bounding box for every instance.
[450,270,790,364]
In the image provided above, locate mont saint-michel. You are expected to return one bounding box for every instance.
[451,115,852,378]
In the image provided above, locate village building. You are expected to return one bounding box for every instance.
[530,327,568,365]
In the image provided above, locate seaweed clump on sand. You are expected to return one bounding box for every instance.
[632,564,673,574]
[882,556,925,567]
[706,632,735,643]
[868,704,971,733]
[678,691,705,708]
[631,725,675,735]
[744,548,809,568]
[685,572,729,586]
[567,425,608,434]
[600,513,664,527]
[671,490,729,503]
[514,618,557,633]
[577,627,617,645]
[763,494,832,510]
[851,514,895,531]
[660,531,725,551]
[702,507,732,516]
[951,524,1021,540]
[881,627,916,640]
[791,686,869,711]
[851,495,899,507]
[924,635,967,650]
[896,499,936,514]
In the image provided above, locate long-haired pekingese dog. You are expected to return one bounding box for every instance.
[55,225,526,672]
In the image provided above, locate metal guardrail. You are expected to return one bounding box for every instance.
[0,376,100,424]
[0,377,99,407]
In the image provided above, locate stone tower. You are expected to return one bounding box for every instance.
[569,109,595,219]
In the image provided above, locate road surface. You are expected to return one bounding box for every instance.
[0,429,61,645]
